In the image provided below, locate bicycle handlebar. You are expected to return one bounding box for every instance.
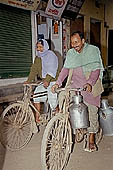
[23,82,43,87]
[55,87,86,93]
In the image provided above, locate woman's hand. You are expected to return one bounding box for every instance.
[83,83,92,92]
[43,80,49,88]
[24,81,29,84]
[51,84,59,93]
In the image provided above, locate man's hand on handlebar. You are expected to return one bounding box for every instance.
[83,83,92,93]
[51,84,59,93]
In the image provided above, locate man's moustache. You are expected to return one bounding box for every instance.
[74,46,79,48]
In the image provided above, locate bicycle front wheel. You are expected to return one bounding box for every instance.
[41,114,72,170]
[0,103,33,151]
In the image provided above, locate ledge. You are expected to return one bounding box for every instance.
[0,83,24,103]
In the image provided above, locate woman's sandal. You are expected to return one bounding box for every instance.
[84,143,98,152]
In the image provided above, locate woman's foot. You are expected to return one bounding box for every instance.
[33,103,41,124]
[35,113,41,123]
[52,106,59,116]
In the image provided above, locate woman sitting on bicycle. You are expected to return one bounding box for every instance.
[24,39,59,123]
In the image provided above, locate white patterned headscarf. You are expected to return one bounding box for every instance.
[36,39,58,78]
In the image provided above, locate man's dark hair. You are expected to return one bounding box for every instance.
[71,31,84,40]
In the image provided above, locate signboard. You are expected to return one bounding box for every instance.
[0,0,40,11]
[52,20,60,38]
[45,0,68,18]
[62,0,85,20]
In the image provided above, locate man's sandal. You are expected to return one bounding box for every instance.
[84,143,98,152]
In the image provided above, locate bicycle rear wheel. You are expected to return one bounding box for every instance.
[0,103,33,151]
[41,114,72,170]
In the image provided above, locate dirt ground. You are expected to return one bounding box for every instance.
[0,126,113,170]
[0,92,113,170]
[66,136,113,170]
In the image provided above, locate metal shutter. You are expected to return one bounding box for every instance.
[0,3,32,79]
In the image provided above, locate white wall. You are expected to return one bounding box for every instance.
[46,18,63,70]
[0,77,27,86]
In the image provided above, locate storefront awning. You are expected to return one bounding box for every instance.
[45,0,68,18]
[62,0,85,20]
[44,0,85,20]
[0,0,40,11]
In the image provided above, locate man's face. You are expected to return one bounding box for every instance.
[71,34,85,53]
[36,42,44,52]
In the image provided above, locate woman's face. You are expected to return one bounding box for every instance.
[36,42,44,52]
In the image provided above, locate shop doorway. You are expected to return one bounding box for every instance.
[108,30,113,66]
[90,18,101,50]
[70,15,84,36]
[36,14,63,70]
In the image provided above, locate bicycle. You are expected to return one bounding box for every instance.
[41,87,103,170]
[0,82,54,151]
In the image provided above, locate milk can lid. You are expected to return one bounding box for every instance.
[101,99,109,109]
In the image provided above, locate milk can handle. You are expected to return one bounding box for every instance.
[102,112,106,119]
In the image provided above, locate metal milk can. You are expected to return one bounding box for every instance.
[99,99,113,136]
[69,93,90,130]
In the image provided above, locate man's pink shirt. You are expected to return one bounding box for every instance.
[56,67,101,107]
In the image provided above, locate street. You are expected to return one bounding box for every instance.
[0,125,113,170]
[0,1,113,170]
[0,92,113,170]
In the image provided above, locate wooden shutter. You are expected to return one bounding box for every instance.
[0,3,32,79]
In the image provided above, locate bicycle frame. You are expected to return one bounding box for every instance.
[41,87,103,170]
[0,82,51,151]
[57,87,103,145]
[56,87,89,142]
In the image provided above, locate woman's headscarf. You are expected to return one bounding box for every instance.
[36,39,58,78]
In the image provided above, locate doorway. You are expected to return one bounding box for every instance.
[70,15,84,36]
[108,30,113,66]
[90,18,101,50]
